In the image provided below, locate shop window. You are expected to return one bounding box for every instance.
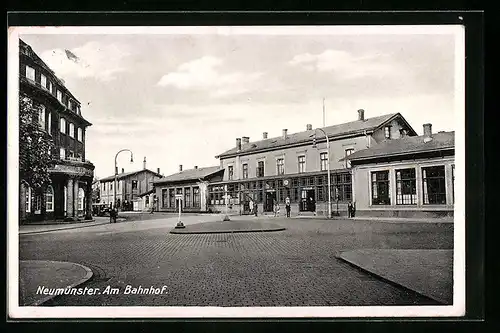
[371,171,390,205]
[46,185,54,212]
[396,168,417,205]
[422,166,446,204]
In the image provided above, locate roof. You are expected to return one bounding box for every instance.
[216,113,416,158]
[344,131,455,162]
[100,169,163,182]
[154,166,222,184]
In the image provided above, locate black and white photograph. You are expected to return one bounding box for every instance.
[8,24,466,318]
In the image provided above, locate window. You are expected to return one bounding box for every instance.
[78,127,83,142]
[371,171,390,205]
[298,156,305,173]
[277,158,284,175]
[64,186,68,213]
[68,100,73,111]
[57,90,63,103]
[228,166,233,180]
[452,164,455,204]
[48,81,52,94]
[69,123,75,138]
[132,180,138,189]
[193,187,200,207]
[60,118,66,134]
[162,189,169,208]
[396,168,417,205]
[257,161,264,177]
[26,65,35,81]
[345,149,354,168]
[242,163,248,179]
[25,186,32,213]
[103,183,106,191]
[422,166,446,204]
[47,112,52,134]
[38,105,46,129]
[60,147,66,160]
[78,188,84,211]
[184,188,191,207]
[46,186,54,212]
[110,183,113,191]
[34,194,42,214]
[332,172,352,201]
[145,196,150,205]
[40,74,47,89]
[169,188,176,208]
[384,126,391,139]
[320,152,328,171]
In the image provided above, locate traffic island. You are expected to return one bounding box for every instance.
[170,220,285,234]
[19,260,93,306]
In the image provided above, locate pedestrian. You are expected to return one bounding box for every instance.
[254,202,258,216]
[249,200,254,215]
[352,201,356,218]
[110,207,117,223]
[274,202,280,217]
[285,196,291,218]
[347,201,353,218]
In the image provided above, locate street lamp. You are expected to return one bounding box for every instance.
[311,128,332,218]
[114,149,134,211]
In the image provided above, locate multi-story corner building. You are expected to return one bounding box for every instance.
[346,124,455,218]
[19,39,95,222]
[210,110,417,217]
[99,159,163,211]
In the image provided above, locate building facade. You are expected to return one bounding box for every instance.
[154,165,224,213]
[347,124,455,218]
[19,39,95,222]
[210,110,417,217]
[99,165,163,211]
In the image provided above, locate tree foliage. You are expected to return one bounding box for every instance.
[19,93,55,192]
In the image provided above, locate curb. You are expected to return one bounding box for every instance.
[19,221,112,235]
[170,227,286,234]
[336,255,446,305]
[25,260,94,306]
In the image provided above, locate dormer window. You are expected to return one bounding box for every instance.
[384,126,391,139]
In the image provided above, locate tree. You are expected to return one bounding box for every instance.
[19,93,55,192]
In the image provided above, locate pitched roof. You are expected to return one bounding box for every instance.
[154,166,222,184]
[216,113,415,158]
[344,131,455,162]
[99,169,163,182]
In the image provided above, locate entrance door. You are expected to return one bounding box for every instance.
[300,189,316,212]
[265,191,275,212]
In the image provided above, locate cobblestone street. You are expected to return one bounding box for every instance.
[19,216,453,306]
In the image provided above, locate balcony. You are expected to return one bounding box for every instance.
[49,157,95,178]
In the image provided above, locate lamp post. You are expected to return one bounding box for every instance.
[114,149,134,212]
[312,128,331,218]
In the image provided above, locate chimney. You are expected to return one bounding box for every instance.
[121,168,124,174]
[306,124,312,131]
[194,165,198,169]
[242,136,250,144]
[157,168,160,174]
[179,164,183,172]
[282,129,288,139]
[236,138,242,151]
[358,109,365,121]
[143,156,146,170]
[263,132,268,139]
[423,123,433,143]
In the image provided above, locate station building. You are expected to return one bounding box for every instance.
[19,39,95,222]
[209,110,417,217]
[346,124,455,218]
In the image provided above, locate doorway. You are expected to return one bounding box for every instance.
[300,189,316,212]
[265,191,275,212]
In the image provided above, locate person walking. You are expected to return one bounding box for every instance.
[285,196,291,218]
[249,200,254,216]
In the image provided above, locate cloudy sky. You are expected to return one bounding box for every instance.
[18,27,461,179]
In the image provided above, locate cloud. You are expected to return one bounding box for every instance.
[157,56,263,97]
[40,41,131,81]
[288,49,397,79]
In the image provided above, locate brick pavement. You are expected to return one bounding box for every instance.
[19,217,453,306]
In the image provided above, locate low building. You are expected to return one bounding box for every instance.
[346,124,454,218]
[210,110,417,217]
[154,165,224,213]
[99,159,163,211]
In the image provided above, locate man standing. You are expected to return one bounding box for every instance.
[285,196,291,218]
[249,200,254,216]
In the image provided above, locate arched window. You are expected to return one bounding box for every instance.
[78,188,85,211]
[46,185,54,212]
